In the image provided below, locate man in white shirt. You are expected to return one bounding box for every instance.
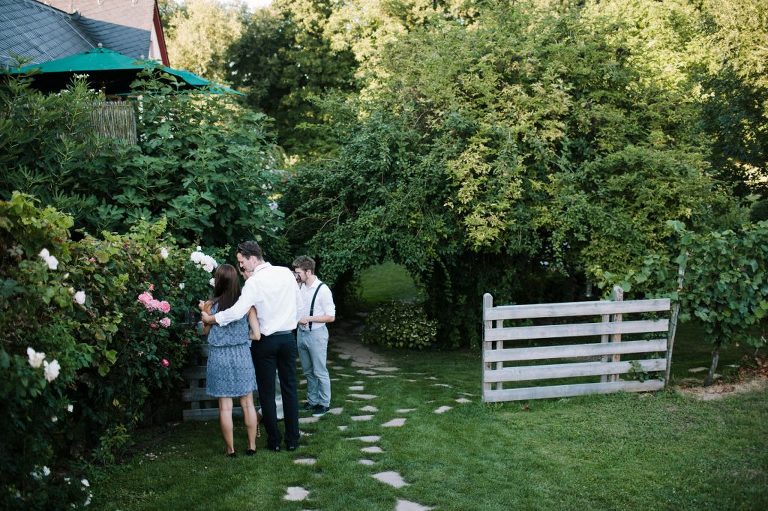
[292,255,335,417]
[201,241,301,452]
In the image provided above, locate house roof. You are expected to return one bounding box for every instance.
[0,0,166,69]
[43,0,156,60]
[0,0,94,68]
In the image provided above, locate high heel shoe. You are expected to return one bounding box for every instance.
[246,448,257,456]
[226,451,236,458]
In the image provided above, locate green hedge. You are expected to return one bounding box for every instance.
[362,301,437,350]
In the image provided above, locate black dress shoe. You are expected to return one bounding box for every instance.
[269,445,281,452]
[286,444,297,452]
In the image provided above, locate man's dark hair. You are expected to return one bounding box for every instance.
[237,240,263,260]
[292,255,315,273]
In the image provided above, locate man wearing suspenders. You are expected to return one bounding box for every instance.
[292,255,336,417]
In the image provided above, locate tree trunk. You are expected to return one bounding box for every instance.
[704,342,721,386]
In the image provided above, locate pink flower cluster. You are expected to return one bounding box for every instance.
[137,291,171,313]
[137,288,172,329]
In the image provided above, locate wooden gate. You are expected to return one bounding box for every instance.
[482,288,672,402]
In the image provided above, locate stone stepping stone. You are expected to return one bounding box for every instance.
[688,367,708,373]
[349,385,365,391]
[372,471,408,488]
[458,392,475,397]
[360,405,379,412]
[357,370,378,375]
[331,378,340,381]
[351,415,374,421]
[348,435,381,442]
[299,416,320,424]
[348,394,378,400]
[425,376,438,380]
[382,418,406,428]
[329,407,344,415]
[370,375,396,378]
[284,487,309,501]
[338,354,352,360]
[351,361,375,368]
[432,383,452,388]
[353,380,365,384]
[359,459,376,466]
[337,373,353,378]
[396,499,433,511]
[300,430,313,437]
[434,406,453,414]
[338,425,349,431]
[361,446,384,454]
[455,398,472,404]
[372,367,399,372]
[396,408,416,413]
[299,379,307,386]
[294,458,317,465]
[405,379,418,383]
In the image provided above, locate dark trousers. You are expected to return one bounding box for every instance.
[251,331,299,449]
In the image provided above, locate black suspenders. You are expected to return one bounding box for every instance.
[308,282,325,331]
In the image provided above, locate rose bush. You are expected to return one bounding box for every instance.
[0,193,224,509]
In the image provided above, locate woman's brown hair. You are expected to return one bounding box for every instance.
[212,264,241,312]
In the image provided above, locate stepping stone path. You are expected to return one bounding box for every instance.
[372,471,409,488]
[455,398,472,404]
[284,487,309,502]
[349,435,381,442]
[288,327,448,511]
[396,500,433,511]
[382,418,407,428]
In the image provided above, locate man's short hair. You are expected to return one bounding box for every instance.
[292,255,315,273]
[237,240,263,260]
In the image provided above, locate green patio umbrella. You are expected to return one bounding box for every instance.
[10,47,241,95]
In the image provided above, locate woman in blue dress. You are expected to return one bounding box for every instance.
[200,264,260,456]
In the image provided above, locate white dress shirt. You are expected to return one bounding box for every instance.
[298,278,336,331]
[214,262,300,335]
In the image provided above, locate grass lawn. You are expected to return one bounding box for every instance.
[90,331,767,510]
[90,264,767,510]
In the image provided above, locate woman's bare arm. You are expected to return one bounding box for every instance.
[247,306,261,341]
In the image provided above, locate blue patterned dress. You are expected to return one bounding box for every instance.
[206,304,258,398]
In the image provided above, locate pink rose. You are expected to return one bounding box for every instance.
[159,317,171,328]
[148,299,162,311]
[159,301,171,313]
[161,359,170,368]
[137,292,153,305]
[149,284,155,291]
[150,322,158,329]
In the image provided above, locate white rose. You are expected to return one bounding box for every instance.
[160,247,169,259]
[39,248,50,259]
[46,255,59,270]
[51,416,58,423]
[44,359,61,382]
[27,347,45,368]
[196,246,202,251]
[43,466,50,477]
[67,404,74,412]
[74,291,86,305]
[81,479,90,487]
[178,283,185,290]
[209,277,215,287]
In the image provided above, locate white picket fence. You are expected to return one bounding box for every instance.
[482,288,672,402]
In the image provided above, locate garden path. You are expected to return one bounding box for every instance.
[279,320,474,510]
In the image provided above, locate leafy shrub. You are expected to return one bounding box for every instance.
[362,301,437,350]
[0,193,222,508]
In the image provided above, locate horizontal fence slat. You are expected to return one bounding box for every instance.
[483,379,665,402]
[183,366,207,379]
[484,358,667,383]
[183,407,243,421]
[182,388,217,401]
[484,298,670,321]
[483,338,667,363]
[485,318,669,342]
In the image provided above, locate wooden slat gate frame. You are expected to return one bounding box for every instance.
[482,288,672,403]
[182,344,245,421]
